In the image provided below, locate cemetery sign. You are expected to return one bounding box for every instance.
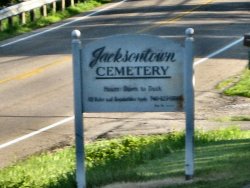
[72,29,195,188]
[82,35,184,112]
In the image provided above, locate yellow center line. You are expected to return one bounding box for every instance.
[138,0,215,33]
[0,56,71,85]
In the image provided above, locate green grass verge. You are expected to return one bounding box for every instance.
[0,127,250,188]
[216,69,250,98]
[0,0,111,41]
[135,138,250,188]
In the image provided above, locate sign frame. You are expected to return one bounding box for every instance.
[71,28,195,188]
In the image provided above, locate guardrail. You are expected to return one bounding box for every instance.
[0,0,80,31]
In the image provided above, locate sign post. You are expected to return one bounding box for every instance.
[71,28,195,187]
[72,30,86,188]
[184,28,195,180]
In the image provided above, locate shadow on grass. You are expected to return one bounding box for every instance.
[133,139,250,188]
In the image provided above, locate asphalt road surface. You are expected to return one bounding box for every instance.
[0,0,250,168]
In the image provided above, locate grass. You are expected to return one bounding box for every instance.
[133,138,250,188]
[0,127,250,188]
[215,75,239,90]
[0,0,111,41]
[216,69,250,98]
[213,115,250,122]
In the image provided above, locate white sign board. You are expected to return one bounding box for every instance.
[82,35,184,112]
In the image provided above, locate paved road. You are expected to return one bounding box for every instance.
[0,0,249,168]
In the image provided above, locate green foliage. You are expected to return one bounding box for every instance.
[86,133,184,167]
[0,147,76,188]
[223,70,250,97]
[86,133,185,186]
[0,0,105,41]
[217,70,250,98]
[215,76,239,90]
[195,126,245,143]
[0,127,249,188]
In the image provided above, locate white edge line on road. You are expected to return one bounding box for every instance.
[194,37,244,66]
[0,0,127,48]
[0,117,74,149]
[0,36,245,150]
[0,116,74,149]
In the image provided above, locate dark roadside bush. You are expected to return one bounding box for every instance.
[0,0,21,7]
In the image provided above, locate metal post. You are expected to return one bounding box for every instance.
[20,12,26,25]
[61,0,65,11]
[41,5,47,17]
[184,28,195,180]
[72,30,86,188]
[52,1,57,14]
